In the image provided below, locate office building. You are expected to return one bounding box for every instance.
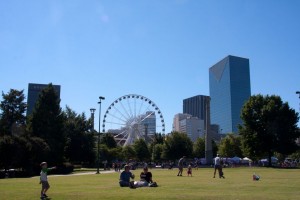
[183,94,208,127]
[27,83,61,116]
[173,113,204,142]
[209,55,251,133]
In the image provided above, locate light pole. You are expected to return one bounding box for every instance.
[97,96,105,174]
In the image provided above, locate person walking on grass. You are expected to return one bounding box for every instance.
[39,162,56,199]
[177,156,186,176]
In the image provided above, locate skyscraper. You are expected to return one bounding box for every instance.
[209,55,251,133]
[27,83,61,116]
[183,95,208,126]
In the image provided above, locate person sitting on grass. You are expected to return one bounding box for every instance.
[119,165,135,188]
[134,167,158,187]
[39,162,56,199]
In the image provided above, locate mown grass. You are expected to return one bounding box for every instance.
[0,167,299,200]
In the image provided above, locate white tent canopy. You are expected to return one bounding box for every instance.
[243,157,252,161]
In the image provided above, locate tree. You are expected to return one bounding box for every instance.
[152,143,164,162]
[218,134,243,157]
[101,133,117,148]
[162,132,193,160]
[239,94,299,166]
[122,145,136,161]
[133,139,151,162]
[27,83,65,164]
[193,137,205,158]
[153,133,165,145]
[0,89,26,135]
[63,106,95,164]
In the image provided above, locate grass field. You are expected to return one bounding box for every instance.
[0,167,299,200]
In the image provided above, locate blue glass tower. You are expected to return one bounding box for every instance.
[209,55,251,133]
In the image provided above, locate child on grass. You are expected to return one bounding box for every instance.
[187,164,192,177]
[39,162,56,199]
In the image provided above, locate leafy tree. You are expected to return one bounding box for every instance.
[218,134,243,157]
[122,145,136,161]
[133,139,151,162]
[152,143,164,162]
[101,133,117,148]
[153,133,165,145]
[0,89,26,135]
[193,137,205,158]
[108,146,124,161]
[63,106,95,164]
[239,94,299,166]
[27,83,65,164]
[162,132,193,160]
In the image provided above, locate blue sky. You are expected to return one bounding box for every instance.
[1,0,300,133]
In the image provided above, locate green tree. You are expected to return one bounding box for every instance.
[239,94,299,166]
[153,133,165,145]
[122,145,136,161]
[193,137,205,158]
[63,106,95,164]
[162,132,193,160]
[0,89,26,135]
[101,133,117,148]
[152,143,164,162]
[133,139,151,162]
[218,134,243,157]
[27,83,65,164]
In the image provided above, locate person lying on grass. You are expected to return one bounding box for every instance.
[134,167,158,187]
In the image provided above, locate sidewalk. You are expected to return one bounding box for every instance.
[32,170,117,178]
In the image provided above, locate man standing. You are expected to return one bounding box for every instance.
[177,156,186,176]
[213,154,225,178]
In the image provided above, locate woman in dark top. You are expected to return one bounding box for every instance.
[140,167,153,183]
[134,167,157,187]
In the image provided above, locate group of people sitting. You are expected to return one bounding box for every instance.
[119,165,158,189]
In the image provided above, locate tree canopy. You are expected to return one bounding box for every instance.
[0,89,26,135]
[162,131,193,160]
[239,94,299,165]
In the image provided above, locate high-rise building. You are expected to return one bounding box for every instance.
[27,83,61,116]
[173,113,204,142]
[183,95,208,126]
[209,55,251,133]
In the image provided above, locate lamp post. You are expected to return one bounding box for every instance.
[96,96,105,174]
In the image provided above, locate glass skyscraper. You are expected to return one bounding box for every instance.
[183,95,208,122]
[209,55,251,133]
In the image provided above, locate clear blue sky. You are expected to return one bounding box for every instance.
[1,0,300,133]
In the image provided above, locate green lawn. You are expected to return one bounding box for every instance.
[0,167,299,200]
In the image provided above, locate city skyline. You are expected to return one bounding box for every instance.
[1,1,300,133]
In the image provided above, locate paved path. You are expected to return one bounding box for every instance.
[32,170,117,178]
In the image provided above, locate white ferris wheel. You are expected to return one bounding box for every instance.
[102,94,165,146]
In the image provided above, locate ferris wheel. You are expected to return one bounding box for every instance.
[102,94,165,146]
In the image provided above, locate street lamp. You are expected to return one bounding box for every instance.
[96,96,105,174]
